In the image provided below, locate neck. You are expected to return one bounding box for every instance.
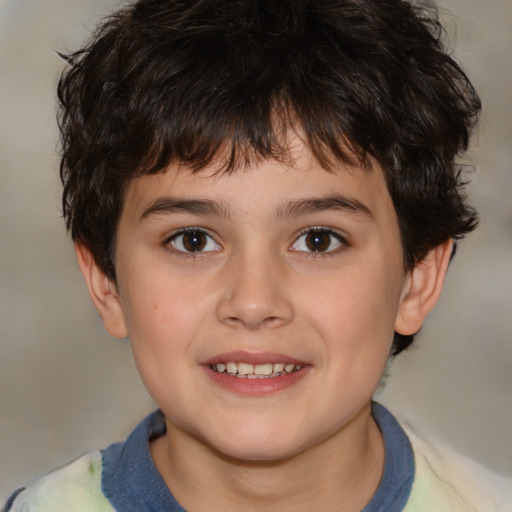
[151,402,385,512]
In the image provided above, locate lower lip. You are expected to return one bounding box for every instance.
[203,366,311,396]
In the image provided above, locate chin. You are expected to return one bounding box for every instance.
[216,439,303,463]
[201,422,315,463]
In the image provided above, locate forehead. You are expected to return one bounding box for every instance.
[122,143,394,224]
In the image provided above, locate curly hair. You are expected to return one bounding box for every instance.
[58,0,481,354]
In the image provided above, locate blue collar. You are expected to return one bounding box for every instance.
[102,402,414,511]
[362,402,414,511]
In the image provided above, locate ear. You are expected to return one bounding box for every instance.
[395,239,453,336]
[75,243,128,338]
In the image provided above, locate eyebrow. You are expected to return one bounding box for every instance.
[139,194,373,223]
[276,194,373,220]
[140,198,230,221]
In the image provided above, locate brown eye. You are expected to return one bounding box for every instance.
[305,231,331,252]
[169,229,220,253]
[183,231,206,251]
[291,228,345,253]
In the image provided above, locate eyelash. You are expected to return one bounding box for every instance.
[291,227,349,256]
[165,228,221,256]
[164,226,349,257]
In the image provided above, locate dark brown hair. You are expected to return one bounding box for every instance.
[58,0,480,354]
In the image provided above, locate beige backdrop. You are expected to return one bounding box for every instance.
[1,0,511,500]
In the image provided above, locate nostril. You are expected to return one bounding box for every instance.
[224,314,285,330]
[215,269,294,329]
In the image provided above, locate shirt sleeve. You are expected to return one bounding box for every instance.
[2,451,115,512]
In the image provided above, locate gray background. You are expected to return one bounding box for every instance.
[1,0,511,500]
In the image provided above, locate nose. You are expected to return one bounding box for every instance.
[216,250,294,330]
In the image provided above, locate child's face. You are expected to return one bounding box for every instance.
[108,142,410,461]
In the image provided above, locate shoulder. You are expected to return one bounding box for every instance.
[3,451,115,512]
[402,424,512,512]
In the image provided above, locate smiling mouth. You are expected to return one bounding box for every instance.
[209,362,303,379]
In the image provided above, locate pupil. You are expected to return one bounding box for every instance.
[183,231,206,252]
[306,231,330,252]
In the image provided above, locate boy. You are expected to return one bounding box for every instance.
[4,0,511,510]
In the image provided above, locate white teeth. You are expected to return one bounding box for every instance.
[226,362,237,374]
[254,364,273,376]
[211,361,303,378]
[237,362,253,376]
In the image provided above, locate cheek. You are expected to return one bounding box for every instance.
[120,275,208,405]
[304,267,402,353]
[119,270,209,355]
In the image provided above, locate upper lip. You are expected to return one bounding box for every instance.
[202,351,308,366]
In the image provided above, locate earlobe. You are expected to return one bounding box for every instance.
[75,243,128,338]
[395,239,453,336]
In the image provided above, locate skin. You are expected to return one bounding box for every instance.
[77,141,453,511]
